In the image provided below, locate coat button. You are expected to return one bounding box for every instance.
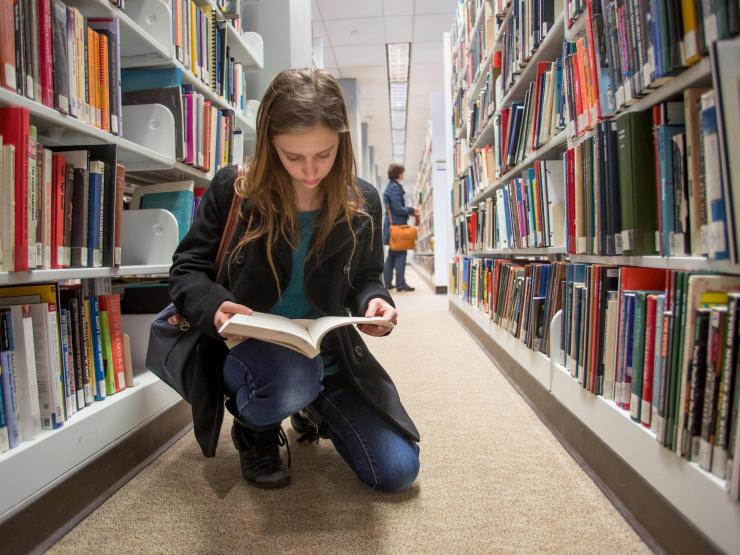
[235,253,245,265]
[354,345,365,357]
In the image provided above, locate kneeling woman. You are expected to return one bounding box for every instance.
[168,69,420,492]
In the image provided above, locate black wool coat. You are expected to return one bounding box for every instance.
[169,166,420,457]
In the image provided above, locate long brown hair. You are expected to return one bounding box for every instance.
[232,69,366,291]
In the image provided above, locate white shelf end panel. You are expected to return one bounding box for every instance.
[0,372,181,523]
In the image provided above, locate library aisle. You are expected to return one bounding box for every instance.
[49,268,646,553]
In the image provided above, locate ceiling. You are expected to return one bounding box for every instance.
[311,0,457,188]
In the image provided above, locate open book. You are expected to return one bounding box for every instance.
[218,312,395,357]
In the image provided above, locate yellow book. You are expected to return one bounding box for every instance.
[681,0,701,65]
[190,1,198,77]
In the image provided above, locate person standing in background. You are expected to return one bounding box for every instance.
[382,164,418,292]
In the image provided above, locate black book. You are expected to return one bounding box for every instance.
[22,0,33,99]
[71,167,88,267]
[13,0,23,95]
[604,120,620,254]
[121,87,184,160]
[51,0,69,114]
[686,309,710,460]
[63,164,75,267]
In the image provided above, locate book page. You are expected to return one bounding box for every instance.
[219,312,315,356]
[306,316,394,348]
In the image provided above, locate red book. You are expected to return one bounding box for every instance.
[51,153,66,268]
[641,293,658,428]
[37,0,54,107]
[0,107,30,270]
[584,0,602,122]
[0,0,16,92]
[99,294,126,392]
[619,267,667,292]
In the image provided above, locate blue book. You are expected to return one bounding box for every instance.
[121,68,184,95]
[87,161,104,268]
[131,181,196,241]
[700,92,730,260]
[621,293,636,409]
[87,297,107,402]
[0,308,21,448]
[657,125,686,256]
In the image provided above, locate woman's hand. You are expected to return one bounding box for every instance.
[214,301,253,333]
[358,298,397,337]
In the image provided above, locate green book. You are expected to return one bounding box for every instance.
[666,272,688,451]
[630,292,649,422]
[617,111,658,255]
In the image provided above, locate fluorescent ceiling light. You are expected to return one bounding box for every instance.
[386,43,410,82]
[391,109,406,129]
[389,82,407,109]
[392,129,405,144]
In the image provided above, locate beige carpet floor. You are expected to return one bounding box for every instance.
[49,267,649,554]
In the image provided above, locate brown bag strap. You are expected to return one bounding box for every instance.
[215,191,241,278]
[386,198,394,226]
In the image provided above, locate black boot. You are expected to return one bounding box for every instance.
[290,408,330,443]
[231,420,291,489]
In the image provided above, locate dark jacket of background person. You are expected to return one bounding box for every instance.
[382,179,415,246]
[168,166,421,457]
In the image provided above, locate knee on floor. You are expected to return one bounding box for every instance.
[373,441,420,494]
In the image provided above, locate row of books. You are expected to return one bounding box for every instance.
[122,68,245,173]
[564,0,740,136]
[0,0,123,135]
[0,284,133,453]
[412,253,435,278]
[170,0,249,110]
[467,61,498,142]
[492,58,565,176]
[451,0,488,93]
[559,265,740,498]
[0,107,126,273]
[498,0,562,98]
[450,256,565,356]
[450,255,740,500]
[453,160,564,253]
[564,94,733,260]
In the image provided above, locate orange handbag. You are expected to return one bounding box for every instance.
[386,203,417,251]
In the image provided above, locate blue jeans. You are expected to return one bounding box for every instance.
[223,340,420,493]
[383,249,407,288]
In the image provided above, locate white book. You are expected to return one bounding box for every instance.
[219,312,395,358]
[30,303,65,429]
[602,294,619,401]
[0,347,22,449]
[9,305,42,440]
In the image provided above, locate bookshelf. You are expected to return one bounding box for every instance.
[0,0,265,549]
[411,91,451,294]
[448,0,740,551]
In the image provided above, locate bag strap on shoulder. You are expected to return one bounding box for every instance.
[215,190,241,278]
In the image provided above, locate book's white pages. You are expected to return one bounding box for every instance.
[219,312,395,357]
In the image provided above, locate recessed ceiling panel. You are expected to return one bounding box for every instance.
[316,0,383,20]
[382,0,414,16]
[337,65,388,82]
[323,17,385,46]
[415,0,458,15]
[412,13,454,41]
[384,16,413,43]
[333,45,387,67]
[411,41,444,65]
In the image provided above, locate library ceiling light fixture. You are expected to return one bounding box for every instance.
[386,42,410,164]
